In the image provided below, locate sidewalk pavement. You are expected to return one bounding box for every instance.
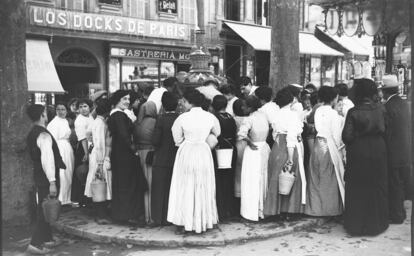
[54,208,326,248]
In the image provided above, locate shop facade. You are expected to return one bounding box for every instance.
[25,1,195,103]
[220,20,345,88]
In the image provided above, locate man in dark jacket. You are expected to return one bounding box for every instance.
[381,75,412,224]
[26,104,66,254]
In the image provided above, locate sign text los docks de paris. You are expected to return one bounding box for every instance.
[29,6,190,41]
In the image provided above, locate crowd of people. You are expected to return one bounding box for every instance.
[25,75,411,253]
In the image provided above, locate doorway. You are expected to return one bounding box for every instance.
[55,48,100,102]
[225,45,242,84]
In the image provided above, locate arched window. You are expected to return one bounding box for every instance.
[56,48,98,68]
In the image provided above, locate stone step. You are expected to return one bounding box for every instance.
[54,208,326,248]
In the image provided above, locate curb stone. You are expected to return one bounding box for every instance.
[54,209,327,248]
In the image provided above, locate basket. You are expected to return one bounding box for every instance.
[42,196,61,224]
[91,180,107,202]
[216,148,233,169]
[278,170,296,195]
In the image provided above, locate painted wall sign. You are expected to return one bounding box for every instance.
[29,6,190,40]
[158,0,177,14]
[111,46,190,61]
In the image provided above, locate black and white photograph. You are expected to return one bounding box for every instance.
[1,0,413,255]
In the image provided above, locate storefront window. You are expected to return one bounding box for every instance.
[310,57,321,88]
[122,59,160,87]
[300,55,311,85]
[362,61,372,79]
[321,56,336,86]
[353,61,363,78]
[109,58,120,93]
[160,61,175,81]
[338,60,352,83]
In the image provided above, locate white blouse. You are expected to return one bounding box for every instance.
[291,101,306,122]
[258,102,280,125]
[89,116,107,163]
[238,111,269,142]
[226,97,238,117]
[172,107,221,146]
[342,97,354,117]
[74,114,94,141]
[314,105,344,147]
[147,87,168,114]
[271,105,303,148]
[47,116,71,141]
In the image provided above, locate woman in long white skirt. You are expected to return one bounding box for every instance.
[84,99,112,222]
[239,96,270,221]
[47,103,74,205]
[167,89,221,233]
[84,100,112,201]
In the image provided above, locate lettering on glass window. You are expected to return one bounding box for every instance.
[158,0,177,14]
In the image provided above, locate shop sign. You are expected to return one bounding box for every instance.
[98,0,122,6]
[158,0,177,14]
[29,6,190,40]
[110,47,190,61]
[325,9,339,35]
[342,6,359,36]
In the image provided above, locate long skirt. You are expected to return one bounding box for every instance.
[240,141,270,221]
[151,166,173,225]
[234,140,247,197]
[56,139,74,205]
[84,148,112,200]
[167,141,218,233]
[305,138,343,216]
[71,142,88,205]
[215,167,237,220]
[264,134,304,215]
[111,153,147,222]
[344,135,388,236]
[137,148,153,223]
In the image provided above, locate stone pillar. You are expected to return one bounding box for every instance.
[409,0,414,250]
[1,0,34,226]
[269,0,300,94]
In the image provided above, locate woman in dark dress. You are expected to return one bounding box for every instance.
[212,95,238,220]
[342,78,389,236]
[107,90,147,226]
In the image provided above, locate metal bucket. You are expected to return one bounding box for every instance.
[278,171,296,195]
[91,180,107,202]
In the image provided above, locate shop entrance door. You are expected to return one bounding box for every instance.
[55,48,100,102]
[225,45,241,84]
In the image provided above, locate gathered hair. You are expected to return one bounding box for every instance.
[275,87,294,107]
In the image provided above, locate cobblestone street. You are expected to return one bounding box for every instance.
[3,201,411,256]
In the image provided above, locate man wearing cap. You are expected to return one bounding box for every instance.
[381,74,412,224]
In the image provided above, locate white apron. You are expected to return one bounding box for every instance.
[240,141,270,221]
[326,136,346,206]
[296,140,307,205]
